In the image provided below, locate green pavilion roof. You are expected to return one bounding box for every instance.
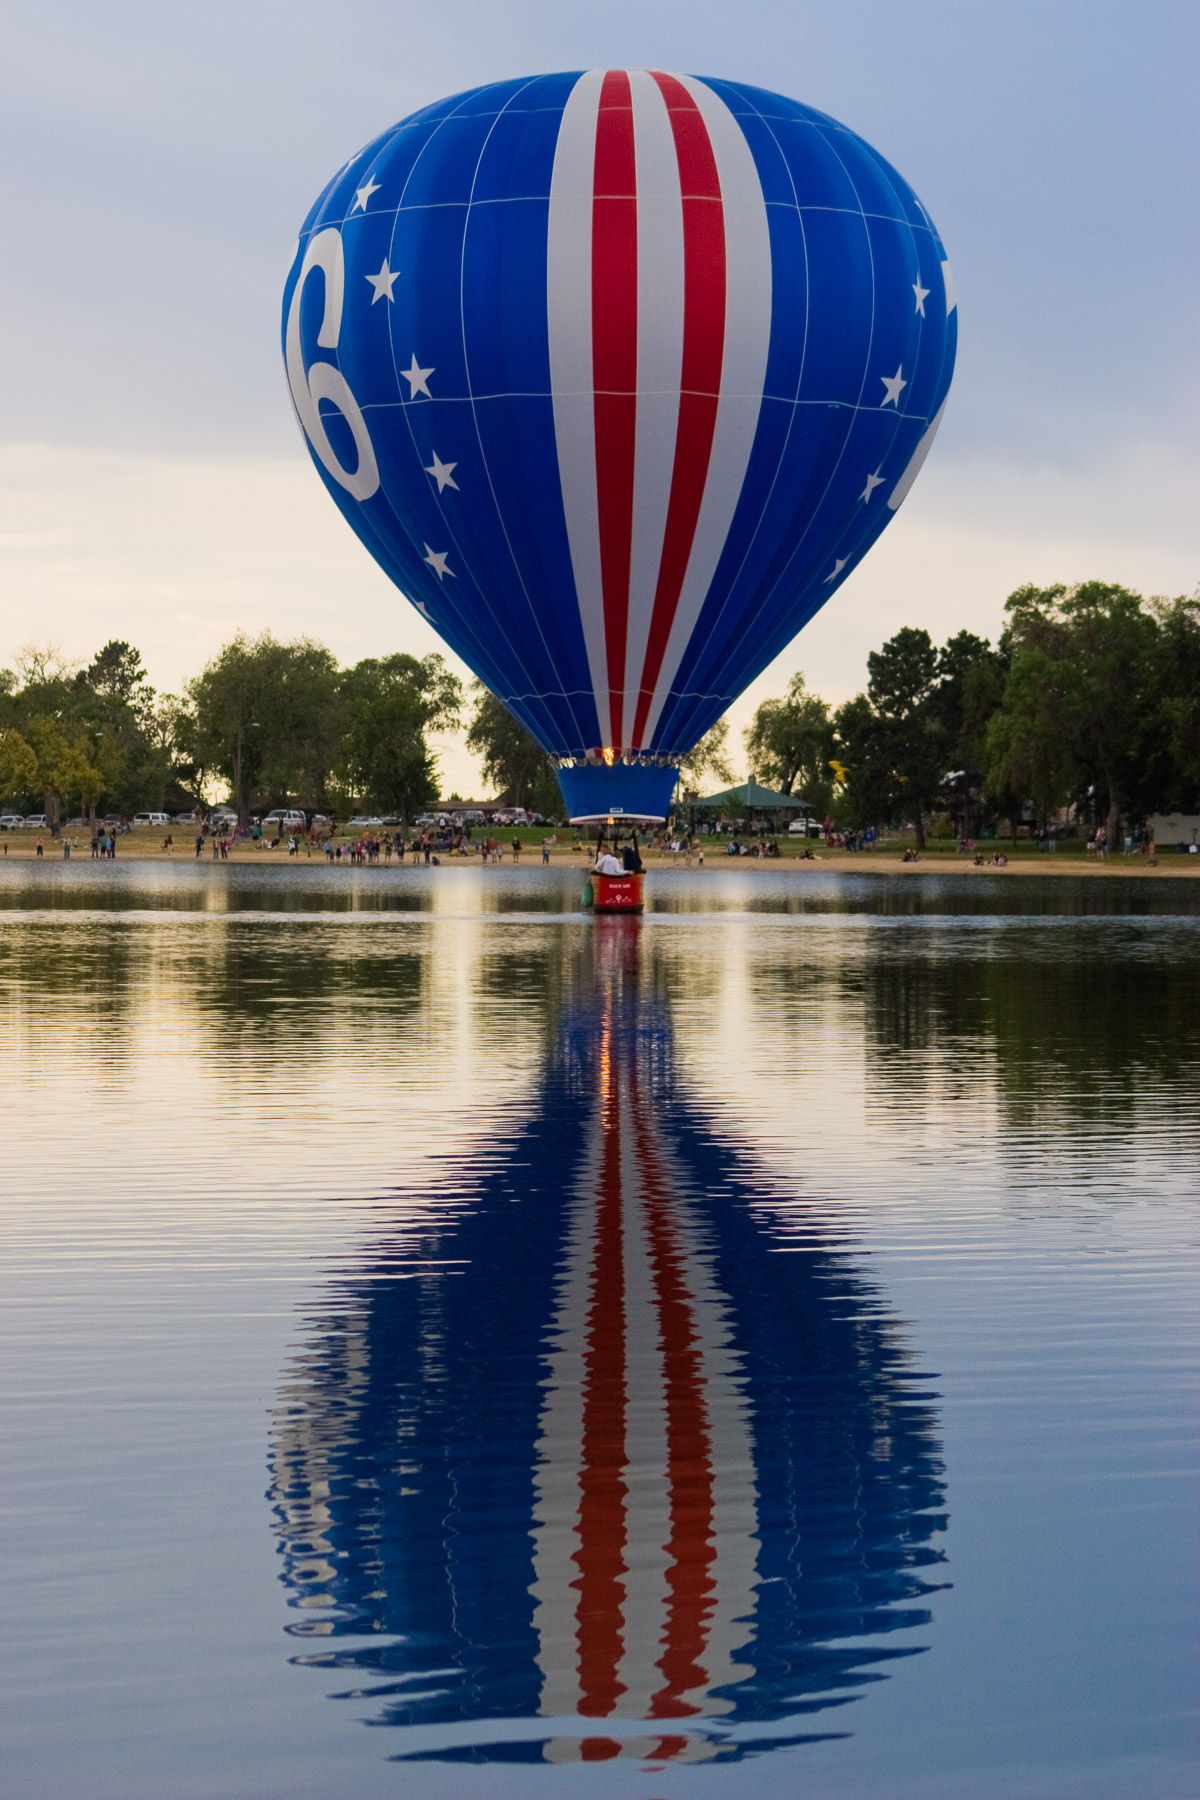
[691,780,812,811]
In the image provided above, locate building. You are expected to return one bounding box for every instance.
[1149,813,1200,849]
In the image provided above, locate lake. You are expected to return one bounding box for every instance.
[1,862,1196,1799]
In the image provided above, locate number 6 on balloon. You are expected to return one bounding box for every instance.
[285,228,379,502]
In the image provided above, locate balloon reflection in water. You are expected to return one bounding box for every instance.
[269,933,947,1764]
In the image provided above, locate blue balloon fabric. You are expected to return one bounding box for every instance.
[283,71,957,820]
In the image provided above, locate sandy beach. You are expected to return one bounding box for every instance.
[2,833,1196,878]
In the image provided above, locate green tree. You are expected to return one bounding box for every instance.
[81,640,154,713]
[466,685,554,809]
[984,647,1080,833]
[184,633,340,822]
[990,583,1159,842]
[744,673,832,807]
[870,627,944,847]
[0,644,115,822]
[932,631,1008,834]
[0,729,38,802]
[1147,592,1200,811]
[830,692,895,830]
[679,717,735,790]
[336,653,462,821]
[25,717,104,826]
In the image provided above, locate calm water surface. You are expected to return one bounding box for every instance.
[2,864,1197,1799]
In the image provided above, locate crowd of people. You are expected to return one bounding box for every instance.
[820,824,878,851]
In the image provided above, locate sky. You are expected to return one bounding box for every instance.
[2,0,1197,794]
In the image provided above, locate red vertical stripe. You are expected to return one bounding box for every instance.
[592,70,638,749]
[574,1062,628,1716]
[634,1086,718,1720]
[632,72,726,746]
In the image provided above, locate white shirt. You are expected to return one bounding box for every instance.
[594,852,624,875]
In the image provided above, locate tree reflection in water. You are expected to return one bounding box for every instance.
[268,924,948,1765]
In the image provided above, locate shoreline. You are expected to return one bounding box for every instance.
[0,840,1196,878]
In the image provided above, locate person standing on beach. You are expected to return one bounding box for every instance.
[35,836,43,857]
[63,839,71,859]
[91,833,99,859]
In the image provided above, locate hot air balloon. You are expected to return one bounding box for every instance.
[269,932,948,1764]
[283,71,956,823]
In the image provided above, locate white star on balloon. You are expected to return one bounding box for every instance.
[423,545,455,581]
[913,277,930,317]
[824,558,848,583]
[860,468,885,503]
[352,176,381,212]
[403,356,434,398]
[365,259,398,303]
[415,600,434,619]
[424,452,459,493]
[880,365,907,408]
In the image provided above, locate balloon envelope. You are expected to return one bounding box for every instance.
[283,71,956,819]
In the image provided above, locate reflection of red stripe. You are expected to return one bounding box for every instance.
[632,73,726,746]
[574,1070,628,1715]
[634,1079,718,1718]
[592,69,637,748]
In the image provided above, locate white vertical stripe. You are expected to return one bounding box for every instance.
[941,258,957,315]
[532,1075,759,1730]
[623,70,686,731]
[613,1091,672,1718]
[547,69,610,746]
[887,394,948,512]
[530,1141,599,1717]
[666,1191,758,1704]
[642,76,773,745]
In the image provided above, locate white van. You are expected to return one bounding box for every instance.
[133,811,172,827]
[0,814,24,831]
[261,809,307,833]
[24,814,48,829]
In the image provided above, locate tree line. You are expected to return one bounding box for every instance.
[0,629,739,827]
[2,582,1194,836]
[0,635,461,827]
[744,583,1199,846]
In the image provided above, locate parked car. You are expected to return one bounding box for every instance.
[347,815,385,829]
[174,809,199,824]
[0,815,25,830]
[133,811,172,827]
[261,809,307,834]
[413,812,447,827]
[24,814,48,829]
[209,807,237,827]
